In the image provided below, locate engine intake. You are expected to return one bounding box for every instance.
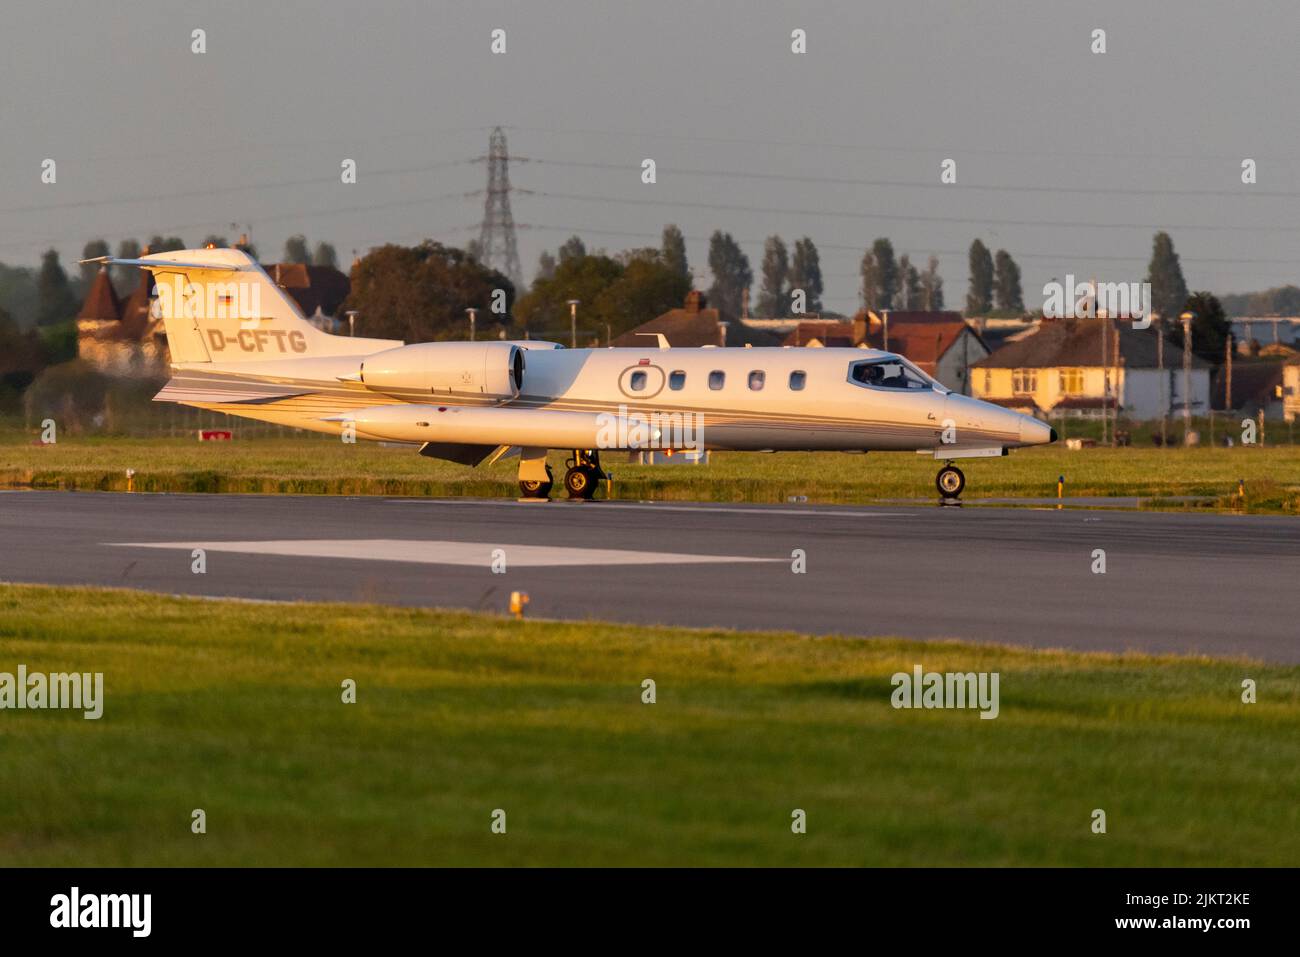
[359,341,524,399]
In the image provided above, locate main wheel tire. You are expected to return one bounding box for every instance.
[519,466,554,499]
[936,465,965,498]
[564,465,598,499]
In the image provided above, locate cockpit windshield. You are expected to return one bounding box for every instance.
[848,356,945,392]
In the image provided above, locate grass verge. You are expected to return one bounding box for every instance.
[2,433,1300,511]
[1,584,1296,866]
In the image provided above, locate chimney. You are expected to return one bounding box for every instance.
[685,290,704,314]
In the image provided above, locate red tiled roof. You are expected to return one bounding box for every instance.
[853,310,982,373]
[77,268,121,322]
[782,321,855,347]
[975,318,1211,369]
[270,263,351,317]
[118,270,155,341]
[611,308,725,348]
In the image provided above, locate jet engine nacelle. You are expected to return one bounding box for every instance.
[359,341,524,399]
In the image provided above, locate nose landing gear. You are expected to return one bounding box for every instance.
[936,463,965,498]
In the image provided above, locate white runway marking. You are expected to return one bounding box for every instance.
[107,539,781,567]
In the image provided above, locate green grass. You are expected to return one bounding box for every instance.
[1,584,1296,866]
[2,428,1300,511]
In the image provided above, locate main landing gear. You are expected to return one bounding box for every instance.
[516,450,605,500]
[518,466,553,499]
[562,450,605,500]
[936,463,965,498]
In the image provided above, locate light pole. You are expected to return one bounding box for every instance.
[345,310,359,337]
[1180,311,1195,444]
[1154,313,1166,448]
[567,299,580,349]
[466,307,478,342]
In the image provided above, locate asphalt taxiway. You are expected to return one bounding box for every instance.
[1,491,1295,661]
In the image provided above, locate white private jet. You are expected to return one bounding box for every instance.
[84,248,1055,499]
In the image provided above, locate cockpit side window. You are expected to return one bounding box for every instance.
[848,358,932,391]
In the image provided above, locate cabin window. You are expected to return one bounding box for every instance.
[629,370,648,392]
[708,370,725,390]
[1012,368,1037,394]
[669,370,686,390]
[789,370,806,391]
[748,370,765,391]
[848,358,930,391]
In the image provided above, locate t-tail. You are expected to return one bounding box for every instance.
[80,247,397,365]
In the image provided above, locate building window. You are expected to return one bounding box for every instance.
[983,370,992,394]
[789,370,806,391]
[669,370,686,390]
[1059,368,1084,395]
[708,370,725,390]
[748,370,765,391]
[629,370,647,392]
[1012,368,1037,394]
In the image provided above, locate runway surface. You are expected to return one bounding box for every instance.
[2,490,1297,661]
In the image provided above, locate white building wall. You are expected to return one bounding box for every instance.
[934,329,990,394]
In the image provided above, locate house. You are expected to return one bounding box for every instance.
[1213,361,1285,419]
[972,318,1212,421]
[780,320,857,348]
[76,259,352,375]
[1282,356,1300,422]
[265,262,352,333]
[612,291,781,348]
[853,311,990,394]
[751,310,988,393]
[76,267,169,378]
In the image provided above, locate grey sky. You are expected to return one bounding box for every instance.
[3,0,1299,314]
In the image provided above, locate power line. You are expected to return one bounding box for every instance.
[515,155,1300,200]
[0,190,478,252]
[0,158,477,217]
[524,188,1300,235]
[503,124,1300,165]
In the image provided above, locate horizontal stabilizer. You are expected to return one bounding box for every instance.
[154,375,313,405]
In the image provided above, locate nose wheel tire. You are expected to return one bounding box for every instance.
[519,466,554,499]
[936,465,965,498]
[564,464,598,499]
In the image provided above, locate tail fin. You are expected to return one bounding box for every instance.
[82,248,398,365]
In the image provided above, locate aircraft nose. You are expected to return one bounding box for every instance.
[1019,416,1056,446]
